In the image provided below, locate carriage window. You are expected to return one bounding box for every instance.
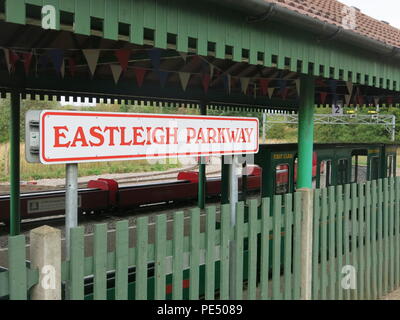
[338,159,349,185]
[351,152,368,183]
[387,155,394,177]
[319,160,332,188]
[275,164,289,195]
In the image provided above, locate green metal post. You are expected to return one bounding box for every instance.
[10,90,20,236]
[297,75,315,189]
[198,102,207,209]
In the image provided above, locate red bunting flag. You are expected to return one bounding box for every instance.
[115,49,131,72]
[320,92,328,104]
[387,96,393,105]
[21,52,33,75]
[68,58,76,77]
[9,50,20,72]
[133,67,147,87]
[202,73,211,93]
[259,78,270,96]
[281,87,289,100]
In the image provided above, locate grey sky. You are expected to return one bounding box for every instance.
[340,0,400,29]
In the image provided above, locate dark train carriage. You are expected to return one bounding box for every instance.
[254,143,399,199]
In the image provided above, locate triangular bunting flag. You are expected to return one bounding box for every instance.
[327,79,337,93]
[295,79,300,96]
[3,49,11,73]
[345,94,351,105]
[281,87,289,100]
[133,67,147,87]
[83,49,100,76]
[178,72,191,91]
[387,96,393,105]
[259,79,270,96]
[158,70,169,88]
[115,49,131,72]
[267,87,275,99]
[148,48,162,70]
[240,78,250,94]
[346,81,354,95]
[374,97,380,106]
[49,49,64,74]
[61,59,65,79]
[202,74,211,93]
[223,74,231,94]
[110,65,123,84]
[179,52,187,63]
[210,64,214,80]
[320,92,328,104]
[9,50,20,72]
[21,52,33,75]
[68,58,76,77]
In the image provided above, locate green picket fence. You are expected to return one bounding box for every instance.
[312,177,400,300]
[61,194,304,300]
[0,235,38,300]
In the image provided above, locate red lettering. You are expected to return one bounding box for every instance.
[217,128,226,143]
[244,128,254,143]
[70,127,89,147]
[207,128,217,144]
[89,127,104,147]
[132,127,145,146]
[104,126,120,146]
[186,128,196,143]
[152,127,165,144]
[53,126,70,148]
[166,127,179,144]
[196,128,206,144]
[120,127,132,146]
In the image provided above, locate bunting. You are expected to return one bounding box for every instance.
[295,79,300,96]
[345,94,351,105]
[320,92,328,104]
[133,67,147,87]
[21,52,33,75]
[68,57,76,77]
[49,49,64,75]
[374,97,380,106]
[178,72,191,91]
[346,81,354,95]
[83,49,100,76]
[158,70,169,88]
[149,48,162,70]
[3,49,11,73]
[115,49,131,72]
[202,74,211,93]
[259,78,270,96]
[240,77,250,94]
[267,87,275,99]
[110,64,123,84]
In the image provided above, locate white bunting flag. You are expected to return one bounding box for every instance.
[295,79,300,96]
[346,81,353,95]
[178,72,191,91]
[110,64,123,84]
[345,94,351,106]
[268,87,275,99]
[240,78,250,94]
[83,49,100,76]
[61,59,65,79]
[210,64,214,80]
[3,48,10,73]
[374,97,380,106]
[179,52,187,63]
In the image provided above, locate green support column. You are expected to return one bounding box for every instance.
[198,102,207,209]
[297,75,315,189]
[10,90,21,236]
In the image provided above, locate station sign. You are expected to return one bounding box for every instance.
[27,110,259,164]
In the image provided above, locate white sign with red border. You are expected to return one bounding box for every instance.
[39,110,259,164]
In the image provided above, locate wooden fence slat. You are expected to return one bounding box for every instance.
[343,184,351,300]
[93,223,108,300]
[312,189,321,300]
[283,194,293,300]
[260,198,271,300]
[377,179,384,298]
[358,183,365,300]
[336,185,344,300]
[8,235,27,300]
[389,178,395,292]
[155,214,167,300]
[70,227,85,300]
[351,183,358,300]
[272,195,282,300]
[395,178,400,288]
[365,182,372,300]
[293,192,302,300]
[172,211,184,300]
[247,199,258,300]
[234,202,245,300]
[136,216,149,300]
[383,179,389,295]
[371,180,378,299]
[115,220,129,300]
[189,208,200,300]
[328,186,336,300]
[219,204,230,300]
[205,207,216,300]
[320,188,328,300]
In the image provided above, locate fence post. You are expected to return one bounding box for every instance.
[30,225,62,300]
[298,188,313,300]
